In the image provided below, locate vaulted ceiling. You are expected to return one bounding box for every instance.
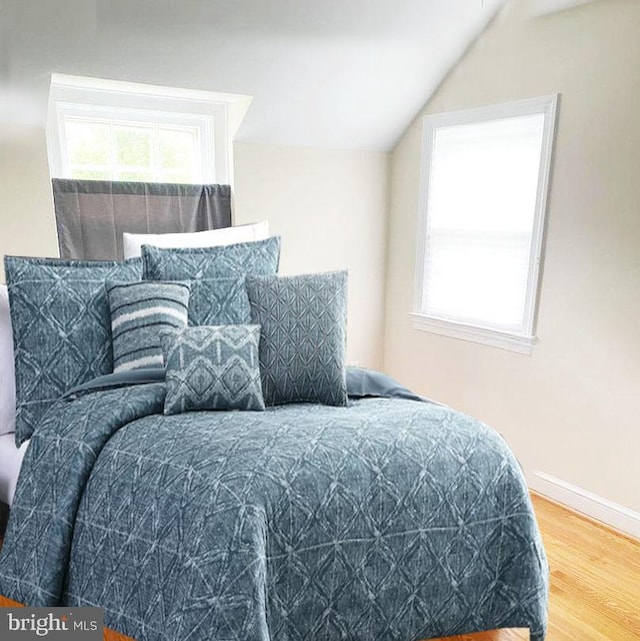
[1,0,509,150]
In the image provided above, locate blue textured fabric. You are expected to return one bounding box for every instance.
[62,367,421,403]
[107,280,190,372]
[0,384,548,640]
[142,237,281,326]
[4,255,142,445]
[63,368,165,399]
[161,325,265,413]
[346,367,429,402]
[246,271,348,407]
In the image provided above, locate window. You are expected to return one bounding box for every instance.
[61,112,207,184]
[412,95,558,354]
[46,74,241,185]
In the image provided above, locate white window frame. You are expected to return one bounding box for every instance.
[412,95,559,355]
[46,74,233,184]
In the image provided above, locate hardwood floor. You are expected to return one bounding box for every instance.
[1,492,639,640]
[530,492,640,641]
[431,632,528,641]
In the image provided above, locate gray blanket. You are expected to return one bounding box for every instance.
[0,370,548,640]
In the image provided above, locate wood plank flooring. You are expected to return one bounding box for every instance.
[530,492,640,641]
[1,492,639,640]
[430,632,528,641]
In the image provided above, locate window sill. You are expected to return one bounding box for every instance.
[410,313,535,355]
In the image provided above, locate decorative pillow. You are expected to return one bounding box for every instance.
[0,285,16,436]
[174,274,251,328]
[160,325,265,414]
[142,236,281,326]
[245,271,348,407]
[107,281,190,372]
[123,221,270,259]
[5,255,142,445]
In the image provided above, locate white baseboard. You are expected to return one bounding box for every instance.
[529,471,640,539]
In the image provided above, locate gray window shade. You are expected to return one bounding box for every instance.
[52,180,232,261]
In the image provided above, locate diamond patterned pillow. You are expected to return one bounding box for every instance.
[160,325,265,414]
[142,237,281,326]
[245,271,348,407]
[107,281,190,373]
[4,255,142,445]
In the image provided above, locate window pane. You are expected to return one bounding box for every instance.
[429,114,544,234]
[65,119,110,166]
[424,230,531,329]
[159,128,197,171]
[71,168,111,180]
[118,171,158,182]
[161,173,192,184]
[422,113,546,332]
[115,125,153,167]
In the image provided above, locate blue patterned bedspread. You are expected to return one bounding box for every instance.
[0,374,548,640]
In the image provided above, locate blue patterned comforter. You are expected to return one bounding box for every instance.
[0,372,547,640]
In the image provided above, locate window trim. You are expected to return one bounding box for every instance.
[412,94,559,355]
[46,74,234,185]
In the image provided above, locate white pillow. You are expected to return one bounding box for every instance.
[0,433,28,506]
[0,285,16,436]
[123,221,270,259]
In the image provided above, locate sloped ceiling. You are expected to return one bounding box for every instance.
[0,0,506,151]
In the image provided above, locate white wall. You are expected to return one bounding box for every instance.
[234,142,388,368]
[0,126,58,282]
[0,131,389,368]
[384,0,640,513]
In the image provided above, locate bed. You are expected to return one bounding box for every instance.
[0,369,548,641]
[0,236,548,641]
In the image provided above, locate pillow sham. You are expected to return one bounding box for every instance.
[142,236,281,326]
[175,274,251,328]
[107,281,190,372]
[160,325,265,414]
[123,221,270,259]
[0,285,16,436]
[5,255,142,445]
[245,271,348,407]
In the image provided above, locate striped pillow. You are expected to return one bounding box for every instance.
[107,281,190,372]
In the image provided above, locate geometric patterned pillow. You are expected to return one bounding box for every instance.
[4,255,142,446]
[175,274,251,327]
[160,325,265,414]
[107,281,190,373]
[141,237,281,326]
[245,271,348,407]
